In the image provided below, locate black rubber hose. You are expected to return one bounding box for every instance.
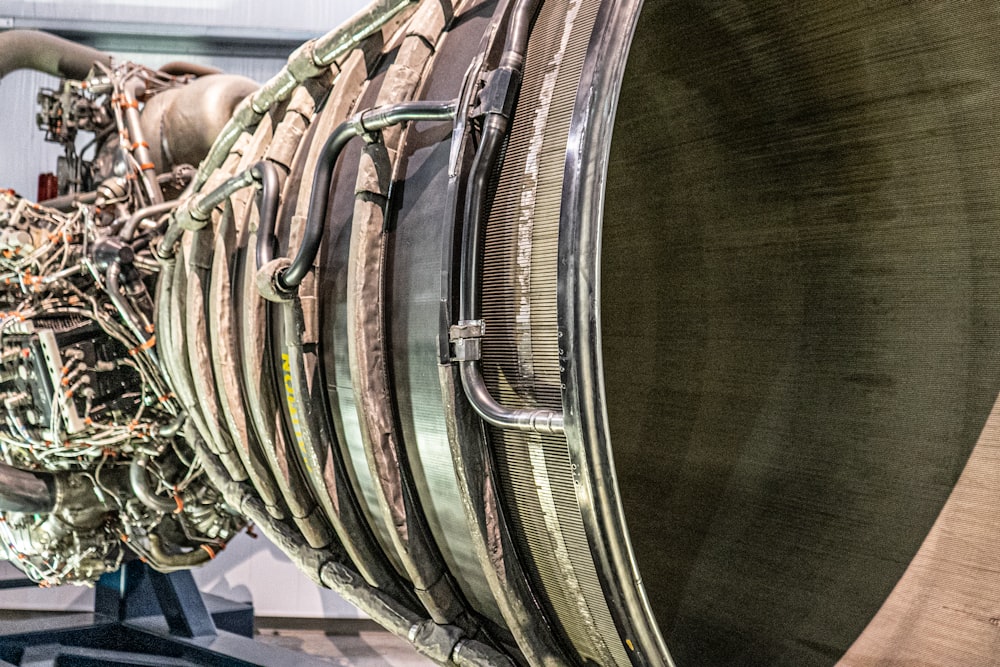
[458,122,505,328]
[0,462,55,514]
[252,161,281,269]
[0,30,111,80]
[275,120,359,289]
[458,0,540,325]
[277,100,457,290]
[498,0,542,70]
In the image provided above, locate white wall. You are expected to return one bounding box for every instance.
[0,532,367,618]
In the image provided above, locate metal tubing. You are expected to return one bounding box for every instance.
[360,99,458,132]
[184,170,256,230]
[0,30,111,80]
[171,161,275,247]
[191,0,419,193]
[237,211,335,548]
[253,161,281,269]
[106,263,151,345]
[119,200,178,242]
[277,100,457,292]
[45,173,182,212]
[122,80,164,204]
[456,0,563,435]
[458,361,563,434]
[129,455,177,514]
[275,119,357,289]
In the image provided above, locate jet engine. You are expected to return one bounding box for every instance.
[2,1,999,665]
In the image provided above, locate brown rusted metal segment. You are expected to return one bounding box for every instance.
[239,193,335,549]
[272,41,414,594]
[191,14,412,554]
[185,222,249,482]
[180,124,279,487]
[346,0,472,625]
[204,106,331,550]
[209,197,288,519]
[207,109,296,519]
[163,147,244,469]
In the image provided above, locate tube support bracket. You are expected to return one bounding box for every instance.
[449,319,484,362]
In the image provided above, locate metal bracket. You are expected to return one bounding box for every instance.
[471,66,521,120]
[449,319,485,362]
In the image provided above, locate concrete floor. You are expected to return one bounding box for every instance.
[0,608,436,666]
[255,619,435,667]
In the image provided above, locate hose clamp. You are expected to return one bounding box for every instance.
[449,319,484,361]
[255,257,297,303]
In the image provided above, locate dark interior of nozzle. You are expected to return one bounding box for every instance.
[601,2,1000,665]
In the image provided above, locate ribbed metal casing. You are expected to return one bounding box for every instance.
[480,0,633,664]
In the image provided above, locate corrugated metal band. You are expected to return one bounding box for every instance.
[480,0,632,664]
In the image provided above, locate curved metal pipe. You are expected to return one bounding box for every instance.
[129,455,177,514]
[147,534,212,567]
[455,0,562,435]
[277,99,457,291]
[178,170,256,232]
[157,61,223,78]
[253,161,281,269]
[43,173,184,212]
[167,160,277,260]
[0,462,55,514]
[119,200,178,242]
[0,30,111,81]
[458,361,563,433]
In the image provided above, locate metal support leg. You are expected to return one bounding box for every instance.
[146,568,217,638]
[0,561,330,666]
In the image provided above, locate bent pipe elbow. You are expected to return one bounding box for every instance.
[129,455,178,515]
[279,100,457,291]
[0,30,111,81]
[458,360,564,434]
[147,534,213,568]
